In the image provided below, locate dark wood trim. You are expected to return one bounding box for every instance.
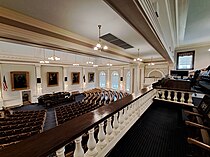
[0,88,154,157]
[104,0,172,63]
[176,51,195,70]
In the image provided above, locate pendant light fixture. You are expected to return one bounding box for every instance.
[94,25,108,51]
[133,49,143,62]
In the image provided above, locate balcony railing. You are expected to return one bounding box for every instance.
[0,87,156,157]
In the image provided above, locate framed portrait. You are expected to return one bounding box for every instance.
[71,72,80,84]
[88,72,95,83]
[47,72,59,87]
[10,71,30,91]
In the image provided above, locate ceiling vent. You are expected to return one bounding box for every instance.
[100,33,134,49]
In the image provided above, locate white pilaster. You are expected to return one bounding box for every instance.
[35,65,42,96]
[63,66,69,92]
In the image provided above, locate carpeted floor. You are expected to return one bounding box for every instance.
[107,102,188,157]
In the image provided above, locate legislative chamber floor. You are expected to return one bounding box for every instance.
[107,101,188,157]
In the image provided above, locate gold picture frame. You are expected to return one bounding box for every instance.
[71,72,80,84]
[10,71,30,91]
[47,72,59,87]
[88,72,95,83]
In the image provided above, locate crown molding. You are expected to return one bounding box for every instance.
[175,41,210,51]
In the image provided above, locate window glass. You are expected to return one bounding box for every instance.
[111,71,119,90]
[99,71,106,88]
[177,51,195,70]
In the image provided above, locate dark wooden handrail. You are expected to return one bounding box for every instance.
[0,87,153,157]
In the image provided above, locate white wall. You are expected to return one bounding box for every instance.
[41,65,63,94]
[1,64,36,107]
[176,45,210,70]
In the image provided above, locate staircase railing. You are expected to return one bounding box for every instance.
[0,87,156,157]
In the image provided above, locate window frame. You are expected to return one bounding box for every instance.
[176,51,195,70]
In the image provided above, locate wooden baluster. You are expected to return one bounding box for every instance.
[97,122,107,150]
[74,136,84,157]
[113,112,119,134]
[180,92,185,103]
[188,92,193,104]
[118,109,124,129]
[56,146,65,157]
[161,90,165,99]
[167,90,171,100]
[174,91,177,102]
[106,117,113,142]
[86,128,98,157]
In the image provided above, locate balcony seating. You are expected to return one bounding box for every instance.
[0,110,46,149]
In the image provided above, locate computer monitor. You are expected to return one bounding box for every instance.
[170,70,189,79]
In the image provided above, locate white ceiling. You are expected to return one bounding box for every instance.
[179,0,210,46]
[0,0,162,63]
[1,0,209,65]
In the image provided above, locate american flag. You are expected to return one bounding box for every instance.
[3,76,8,91]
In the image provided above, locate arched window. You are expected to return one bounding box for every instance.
[99,71,106,88]
[126,71,131,92]
[111,71,119,90]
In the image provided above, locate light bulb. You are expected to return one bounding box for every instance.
[40,61,44,63]
[94,47,98,50]
[139,59,143,61]
[208,48,210,51]
[103,45,108,50]
[45,61,49,63]
[96,43,101,48]
[55,57,60,61]
[48,56,54,60]
[133,59,136,61]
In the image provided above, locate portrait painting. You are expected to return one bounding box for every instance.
[71,72,80,84]
[47,72,59,87]
[88,72,95,83]
[10,71,30,91]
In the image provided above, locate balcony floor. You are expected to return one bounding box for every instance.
[107,102,188,157]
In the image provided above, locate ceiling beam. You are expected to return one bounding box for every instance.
[104,0,173,63]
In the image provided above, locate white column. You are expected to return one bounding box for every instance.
[86,128,98,157]
[118,109,124,129]
[129,66,133,93]
[120,67,124,90]
[180,92,185,103]
[97,122,107,150]
[82,67,86,91]
[0,64,4,110]
[56,147,65,157]
[106,117,113,142]
[35,65,42,96]
[63,66,68,92]
[74,136,84,157]
[161,90,165,99]
[134,64,140,94]
[113,112,119,134]
[167,90,171,100]
[107,68,110,88]
[188,92,193,104]
[174,91,178,102]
